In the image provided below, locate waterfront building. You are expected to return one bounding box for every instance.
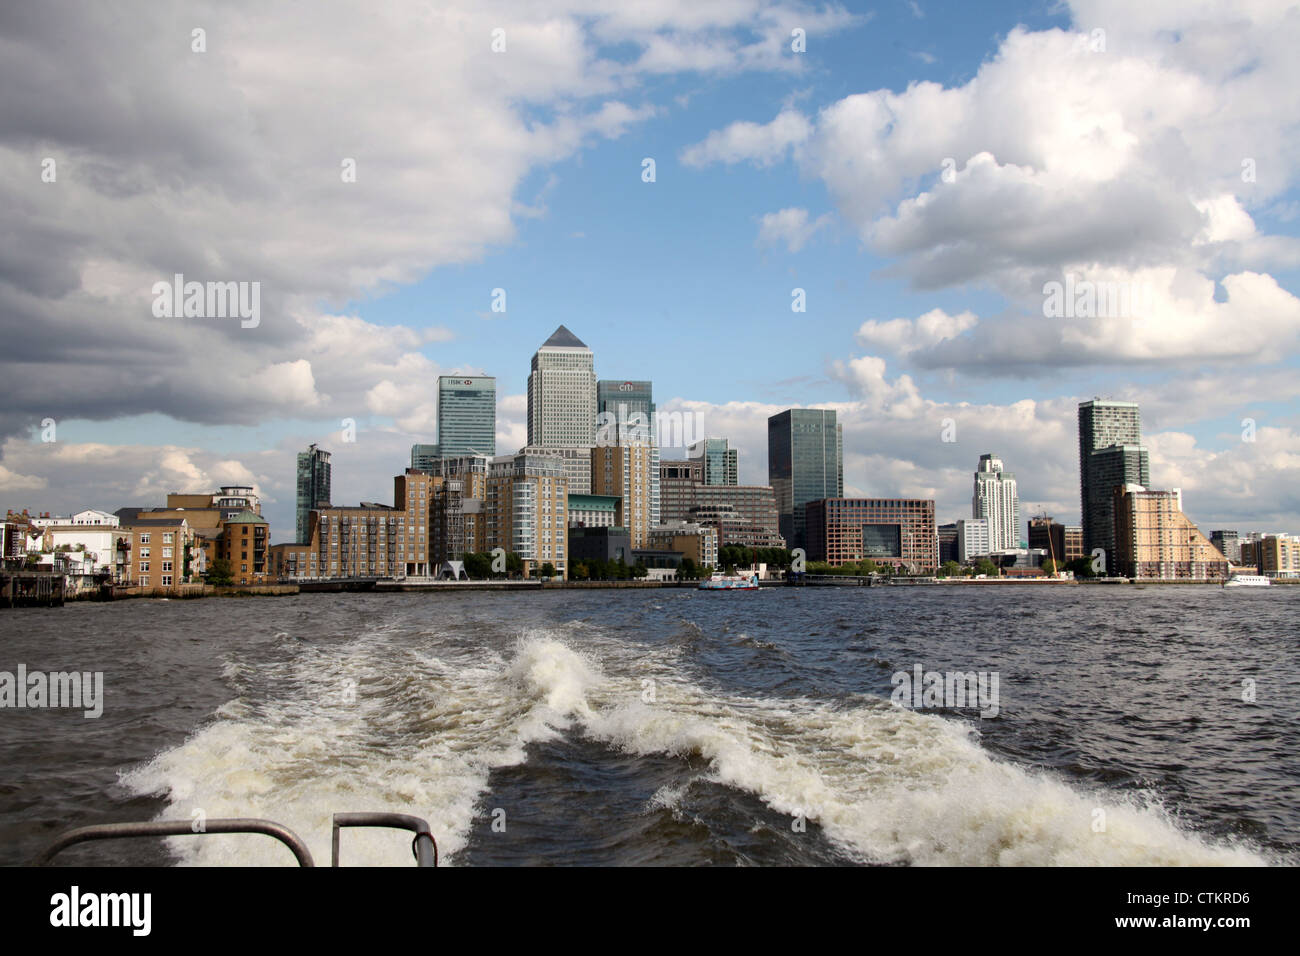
[768,409,843,551]
[1027,515,1068,565]
[1065,525,1084,561]
[568,526,632,568]
[804,497,937,572]
[646,521,718,570]
[568,494,620,529]
[1112,485,1229,580]
[658,460,784,549]
[956,517,991,563]
[688,438,738,486]
[487,449,569,578]
[1078,400,1149,564]
[591,441,654,549]
[973,454,1020,553]
[296,443,332,544]
[1258,534,1300,578]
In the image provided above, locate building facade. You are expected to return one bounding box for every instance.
[1112,485,1229,580]
[804,497,937,572]
[646,522,718,570]
[591,441,654,549]
[688,438,738,486]
[1210,530,1242,565]
[296,444,332,544]
[956,517,991,563]
[973,454,1020,552]
[597,379,658,529]
[438,375,496,458]
[527,326,596,494]
[767,408,843,551]
[1078,400,1149,566]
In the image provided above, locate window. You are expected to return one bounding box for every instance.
[161,575,172,586]
[139,562,150,572]
[163,533,174,544]
[162,547,173,558]
[140,534,150,544]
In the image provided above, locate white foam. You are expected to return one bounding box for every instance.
[123,627,1273,867]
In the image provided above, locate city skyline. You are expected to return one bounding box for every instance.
[3,2,1298,544]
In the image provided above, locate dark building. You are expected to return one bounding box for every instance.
[568,525,633,566]
[658,460,784,549]
[937,522,959,564]
[767,408,843,551]
[1210,530,1241,564]
[1027,515,1067,565]
[1078,400,1148,567]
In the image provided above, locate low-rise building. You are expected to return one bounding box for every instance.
[805,498,937,572]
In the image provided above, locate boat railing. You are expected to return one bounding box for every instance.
[36,812,439,867]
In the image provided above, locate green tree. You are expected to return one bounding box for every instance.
[207,557,234,586]
[506,552,523,577]
[678,556,697,580]
[1041,558,1059,575]
[463,552,491,579]
[975,558,1000,577]
[938,560,961,578]
[631,561,648,579]
[540,561,556,579]
[571,561,589,581]
[1065,556,1095,579]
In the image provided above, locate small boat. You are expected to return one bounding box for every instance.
[698,572,759,591]
[1224,574,1271,588]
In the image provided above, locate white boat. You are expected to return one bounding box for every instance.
[698,572,759,591]
[1224,574,1271,588]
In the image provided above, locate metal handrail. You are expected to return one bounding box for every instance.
[331,812,438,867]
[36,818,315,866]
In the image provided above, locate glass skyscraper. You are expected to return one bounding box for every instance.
[437,375,496,458]
[688,438,738,485]
[1078,400,1149,565]
[295,443,331,544]
[767,408,843,551]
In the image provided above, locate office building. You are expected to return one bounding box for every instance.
[296,444,332,544]
[658,461,784,549]
[688,438,738,486]
[528,324,596,447]
[437,375,496,458]
[1078,400,1150,564]
[768,408,843,551]
[1112,485,1229,580]
[568,494,620,529]
[804,497,937,572]
[1065,526,1084,561]
[646,522,718,570]
[937,523,959,564]
[973,454,1019,552]
[1027,515,1067,565]
[956,518,991,563]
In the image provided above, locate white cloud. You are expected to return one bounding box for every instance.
[681,109,813,167]
[756,207,832,252]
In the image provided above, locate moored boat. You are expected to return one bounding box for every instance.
[698,572,759,591]
[1224,573,1271,588]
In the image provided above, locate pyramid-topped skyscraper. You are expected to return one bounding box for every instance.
[526,325,596,493]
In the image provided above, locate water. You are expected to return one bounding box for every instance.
[1,586,1296,866]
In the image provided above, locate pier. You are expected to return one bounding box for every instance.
[1,569,66,608]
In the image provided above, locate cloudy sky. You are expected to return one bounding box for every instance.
[3,0,1299,542]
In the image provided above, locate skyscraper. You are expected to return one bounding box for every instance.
[972,453,1020,552]
[437,375,496,458]
[295,443,331,544]
[688,438,738,485]
[528,326,596,448]
[597,379,658,529]
[1078,400,1149,565]
[528,326,596,494]
[767,408,843,551]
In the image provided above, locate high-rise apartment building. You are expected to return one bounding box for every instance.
[488,449,569,577]
[1078,400,1149,567]
[1112,485,1229,580]
[688,438,738,486]
[597,379,658,530]
[972,454,1019,552]
[435,376,496,458]
[768,409,843,551]
[591,441,654,549]
[296,444,332,544]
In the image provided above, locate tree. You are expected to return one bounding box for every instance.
[632,561,648,579]
[975,558,1000,577]
[1065,556,1095,579]
[678,556,697,580]
[540,561,556,579]
[207,558,234,586]
[1042,558,1060,575]
[505,552,523,578]
[938,560,961,578]
[463,552,491,579]
[571,561,589,581]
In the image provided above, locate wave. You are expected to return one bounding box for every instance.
[122,628,1271,867]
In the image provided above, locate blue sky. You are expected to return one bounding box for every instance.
[4,0,1299,542]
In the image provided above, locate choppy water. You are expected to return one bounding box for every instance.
[2,586,1296,866]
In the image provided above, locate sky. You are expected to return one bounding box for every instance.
[2,0,1299,544]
